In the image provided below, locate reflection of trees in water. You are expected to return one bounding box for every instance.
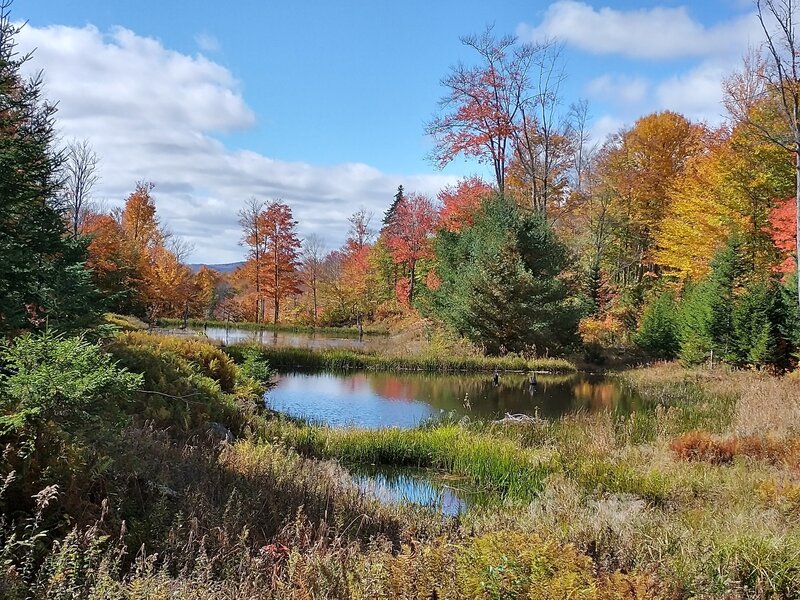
[572,381,619,411]
[362,372,631,419]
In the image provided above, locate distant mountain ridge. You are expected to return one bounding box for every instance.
[188,261,244,274]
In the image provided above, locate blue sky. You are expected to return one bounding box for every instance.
[21,0,762,262]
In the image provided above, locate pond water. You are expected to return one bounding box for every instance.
[186,326,383,350]
[350,465,475,516]
[266,371,642,428]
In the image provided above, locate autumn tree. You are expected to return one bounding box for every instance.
[260,200,302,324]
[427,27,541,193]
[121,181,163,250]
[769,197,797,273]
[724,0,800,307]
[597,112,704,286]
[437,176,492,233]
[346,208,374,252]
[509,42,577,214]
[82,212,142,312]
[385,192,437,304]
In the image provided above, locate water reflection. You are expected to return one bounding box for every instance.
[351,465,472,516]
[186,326,382,351]
[266,371,643,428]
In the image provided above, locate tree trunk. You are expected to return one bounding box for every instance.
[408,261,415,304]
[312,285,318,324]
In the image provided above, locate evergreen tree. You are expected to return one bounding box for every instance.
[382,185,404,229]
[678,235,746,365]
[731,280,795,371]
[634,291,680,358]
[429,195,581,354]
[0,3,100,334]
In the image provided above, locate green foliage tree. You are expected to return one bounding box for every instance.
[0,5,100,334]
[634,292,680,358]
[678,236,746,365]
[429,195,581,354]
[676,234,798,370]
[731,280,795,370]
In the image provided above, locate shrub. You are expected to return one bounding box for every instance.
[117,332,238,392]
[0,331,142,443]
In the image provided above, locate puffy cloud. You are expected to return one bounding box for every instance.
[654,60,730,123]
[518,1,759,60]
[17,24,452,263]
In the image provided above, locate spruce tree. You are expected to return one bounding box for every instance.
[429,195,580,354]
[382,185,404,229]
[635,291,680,358]
[0,2,99,333]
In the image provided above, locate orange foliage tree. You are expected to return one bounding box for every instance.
[259,200,302,324]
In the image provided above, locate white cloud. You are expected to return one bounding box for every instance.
[654,60,730,123]
[586,74,648,105]
[518,1,759,60]
[17,24,453,263]
[194,32,220,53]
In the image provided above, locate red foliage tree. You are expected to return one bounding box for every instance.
[437,176,492,233]
[385,192,437,304]
[260,200,302,324]
[426,28,539,193]
[768,197,797,274]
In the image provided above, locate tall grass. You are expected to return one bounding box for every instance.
[268,423,557,501]
[226,343,577,373]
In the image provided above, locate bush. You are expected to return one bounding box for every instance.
[0,331,142,443]
[0,331,142,514]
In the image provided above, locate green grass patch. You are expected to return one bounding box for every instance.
[226,344,577,374]
[265,422,557,501]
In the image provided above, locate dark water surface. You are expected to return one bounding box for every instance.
[266,371,642,428]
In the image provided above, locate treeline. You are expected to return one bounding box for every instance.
[4,12,800,372]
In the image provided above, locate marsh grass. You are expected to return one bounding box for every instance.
[5,329,800,598]
[225,343,577,373]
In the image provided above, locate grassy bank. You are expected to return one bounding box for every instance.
[4,330,800,597]
[226,343,577,373]
[158,317,390,336]
[257,362,800,595]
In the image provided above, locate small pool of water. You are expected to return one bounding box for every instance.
[351,465,475,516]
[266,370,642,428]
